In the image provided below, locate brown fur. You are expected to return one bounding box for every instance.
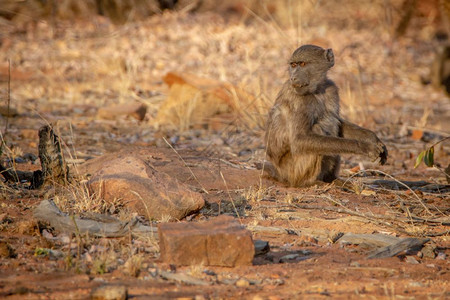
[265,45,387,187]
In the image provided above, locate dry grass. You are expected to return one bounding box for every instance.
[1,0,447,216]
[0,3,449,298]
[3,0,444,132]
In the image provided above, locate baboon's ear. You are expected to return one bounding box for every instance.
[325,49,335,67]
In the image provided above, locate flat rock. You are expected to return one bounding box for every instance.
[91,285,127,300]
[97,101,147,121]
[158,215,254,267]
[84,150,204,221]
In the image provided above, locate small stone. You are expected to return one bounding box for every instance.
[421,243,436,259]
[0,241,15,258]
[405,256,419,264]
[297,235,318,245]
[408,281,424,287]
[350,261,361,267]
[411,129,424,140]
[91,285,127,300]
[254,240,270,256]
[0,106,18,117]
[436,252,446,260]
[235,278,250,287]
[158,215,254,267]
[279,253,300,263]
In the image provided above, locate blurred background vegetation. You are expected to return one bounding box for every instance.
[0,0,448,30]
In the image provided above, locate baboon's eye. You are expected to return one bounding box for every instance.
[299,61,306,67]
[290,62,297,68]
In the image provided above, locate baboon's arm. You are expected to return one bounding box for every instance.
[292,134,376,156]
[340,119,378,141]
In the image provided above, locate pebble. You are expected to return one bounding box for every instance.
[405,256,419,264]
[350,261,361,267]
[436,252,446,260]
[235,278,250,287]
[279,253,300,263]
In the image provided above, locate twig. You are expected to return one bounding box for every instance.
[355,169,433,215]
[219,171,242,224]
[317,195,411,235]
[162,137,208,194]
[218,158,253,170]
[424,230,450,237]
[429,136,450,149]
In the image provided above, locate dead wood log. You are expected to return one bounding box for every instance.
[367,237,430,259]
[36,125,69,187]
[338,233,402,248]
[33,199,158,238]
[0,125,69,188]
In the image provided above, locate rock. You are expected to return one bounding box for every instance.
[350,261,361,267]
[254,240,270,256]
[405,256,420,264]
[91,285,127,300]
[436,252,446,260]
[0,241,15,258]
[159,270,209,286]
[411,129,424,141]
[154,72,253,130]
[97,102,147,121]
[235,278,250,287]
[0,106,18,117]
[158,215,254,267]
[85,150,204,221]
[421,243,437,259]
[278,254,300,263]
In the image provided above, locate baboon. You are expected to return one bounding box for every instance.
[265,44,388,187]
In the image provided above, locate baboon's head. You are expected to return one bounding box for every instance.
[288,45,334,95]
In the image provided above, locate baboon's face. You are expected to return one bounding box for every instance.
[288,45,335,95]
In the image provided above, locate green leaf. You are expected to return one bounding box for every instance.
[423,146,434,167]
[414,150,426,168]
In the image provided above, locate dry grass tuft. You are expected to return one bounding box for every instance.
[52,180,124,216]
[123,253,144,277]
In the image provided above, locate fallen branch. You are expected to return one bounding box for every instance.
[368,237,430,259]
[34,199,158,238]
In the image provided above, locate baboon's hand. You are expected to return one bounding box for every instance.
[377,141,388,165]
[368,133,388,165]
[363,141,388,165]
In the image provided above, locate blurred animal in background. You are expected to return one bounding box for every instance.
[424,45,450,97]
[264,45,387,187]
